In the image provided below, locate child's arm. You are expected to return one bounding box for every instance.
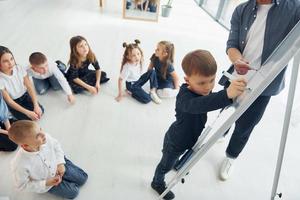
[73,78,98,95]
[147,61,154,71]
[170,71,180,89]
[13,167,54,193]
[1,89,39,120]
[0,128,8,135]
[52,66,75,104]
[115,77,124,102]
[24,75,43,119]
[178,79,246,114]
[95,69,101,93]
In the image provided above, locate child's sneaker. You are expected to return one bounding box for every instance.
[150,91,162,104]
[217,135,226,143]
[151,182,175,200]
[219,156,235,181]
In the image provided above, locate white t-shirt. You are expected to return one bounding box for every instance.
[27,63,72,95]
[0,65,27,99]
[234,4,273,79]
[120,62,142,82]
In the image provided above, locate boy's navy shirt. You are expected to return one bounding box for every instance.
[167,83,232,150]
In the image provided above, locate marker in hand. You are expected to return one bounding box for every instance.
[222,71,251,91]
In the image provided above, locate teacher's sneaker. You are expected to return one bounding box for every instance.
[219,157,235,181]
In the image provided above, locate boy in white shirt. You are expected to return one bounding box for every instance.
[9,120,88,199]
[28,52,75,104]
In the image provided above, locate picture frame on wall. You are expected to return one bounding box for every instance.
[123,0,160,22]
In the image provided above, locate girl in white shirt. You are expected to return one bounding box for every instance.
[115,40,161,104]
[0,46,44,121]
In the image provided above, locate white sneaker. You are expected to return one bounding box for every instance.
[217,135,226,143]
[150,91,162,104]
[219,157,235,181]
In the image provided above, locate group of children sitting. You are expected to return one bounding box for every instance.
[0,36,247,199]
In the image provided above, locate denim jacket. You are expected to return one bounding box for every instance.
[226,0,300,96]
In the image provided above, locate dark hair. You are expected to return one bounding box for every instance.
[121,39,143,72]
[0,46,13,62]
[181,49,217,77]
[0,46,15,67]
[68,35,96,69]
[29,52,47,65]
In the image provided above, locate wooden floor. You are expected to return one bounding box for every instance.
[0,0,299,199]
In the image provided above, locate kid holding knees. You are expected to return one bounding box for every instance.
[28,52,75,104]
[65,36,110,95]
[0,92,18,152]
[0,46,44,121]
[149,41,180,99]
[151,50,247,199]
[9,120,88,199]
[115,40,161,104]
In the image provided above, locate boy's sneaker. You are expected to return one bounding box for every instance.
[219,157,235,181]
[151,182,175,200]
[150,91,162,104]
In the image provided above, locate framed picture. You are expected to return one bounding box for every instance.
[123,0,160,22]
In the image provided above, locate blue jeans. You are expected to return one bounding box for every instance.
[152,132,185,186]
[226,95,271,158]
[33,75,61,95]
[126,69,158,104]
[48,158,88,199]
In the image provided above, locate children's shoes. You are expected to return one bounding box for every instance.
[151,182,175,200]
[150,91,162,104]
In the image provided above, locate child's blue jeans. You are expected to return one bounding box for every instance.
[126,69,158,104]
[48,157,88,199]
[33,75,61,95]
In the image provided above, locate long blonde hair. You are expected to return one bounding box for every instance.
[68,36,96,69]
[121,39,144,72]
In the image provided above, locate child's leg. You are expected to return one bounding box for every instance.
[126,81,151,104]
[152,133,184,187]
[157,88,178,98]
[32,77,50,95]
[48,157,87,199]
[69,81,85,94]
[133,69,157,89]
[99,71,110,84]
[48,75,62,91]
[63,157,88,186]
[48,180,79,199]
[0,122,18,151]
[8,92,44,120]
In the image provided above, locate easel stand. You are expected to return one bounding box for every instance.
[158,21,300,200]
[270,51,300,199]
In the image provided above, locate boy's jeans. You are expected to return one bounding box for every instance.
[152,132,185,186]
[33,75,61,95]
[48,157,88,199]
